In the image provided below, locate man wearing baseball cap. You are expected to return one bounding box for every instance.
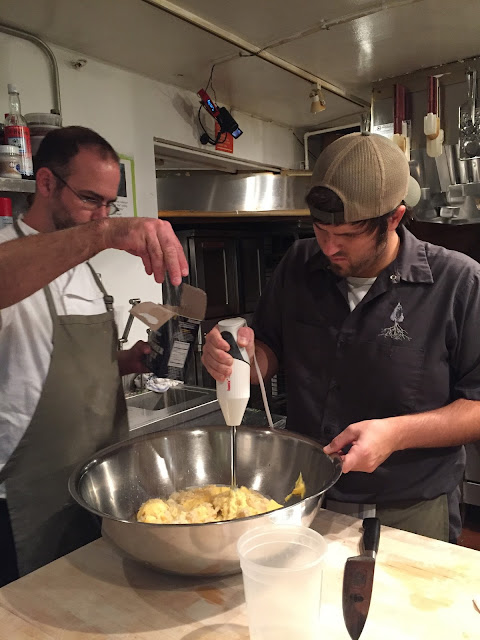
[202,132,480,543]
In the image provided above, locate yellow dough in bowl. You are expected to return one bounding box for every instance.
[284,472,306,502]
[137,484,283,525]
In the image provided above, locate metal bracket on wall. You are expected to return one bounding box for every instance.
[0,22,62,116]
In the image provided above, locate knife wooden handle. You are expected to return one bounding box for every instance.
[362,517,380,554]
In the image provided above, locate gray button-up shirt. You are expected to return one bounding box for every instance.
[252,226,480,504]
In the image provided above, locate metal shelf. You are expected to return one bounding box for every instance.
[448,182,480,198]
[0,177,36,193]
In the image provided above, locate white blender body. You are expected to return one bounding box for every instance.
[216,318,251,427]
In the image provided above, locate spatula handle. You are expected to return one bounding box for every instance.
[362,517,381,554]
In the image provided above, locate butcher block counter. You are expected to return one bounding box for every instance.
[0,509,478,640]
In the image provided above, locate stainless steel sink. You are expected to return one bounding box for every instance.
[127,387,209,411]
[126,385,217,431]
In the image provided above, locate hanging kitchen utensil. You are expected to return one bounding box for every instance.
[425,76,444,157]
[392,84,411,160]
[459,69,480,160]
[360,111,371,135]
[401,120,411,161]
[424,76,439,139]
[393,84,407,153]
[343,517,381,640]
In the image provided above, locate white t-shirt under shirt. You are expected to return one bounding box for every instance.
[0,217,106,498]
[346,276,377,311]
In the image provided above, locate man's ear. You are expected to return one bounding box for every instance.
[389,205,406,230]
[35,167,57,197]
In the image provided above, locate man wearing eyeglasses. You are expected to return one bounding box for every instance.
[0,126,189,585]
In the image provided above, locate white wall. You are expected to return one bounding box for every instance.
[0,33,301,346]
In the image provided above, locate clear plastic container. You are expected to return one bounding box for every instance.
[0,144,22,178]
[30,136,45,157]
[25,112,62,127]
[25,113,62,142]
[237,525,327,640]
[27,124,61,138]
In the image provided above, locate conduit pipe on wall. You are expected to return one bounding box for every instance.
[0,22,62,116]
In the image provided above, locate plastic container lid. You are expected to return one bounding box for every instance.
[28,124,60,132]
[0,198,13,217]
[0,145,20,155]
[25,112,62,127]
[7,84,18,94]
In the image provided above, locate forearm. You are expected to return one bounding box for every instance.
[394,398,480,450]
[250,340,278,384]
[0,220,106,307]
[117,341,151,376]
[117,350,130,377]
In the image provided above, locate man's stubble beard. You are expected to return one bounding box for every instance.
[329,233,389,278]
[51,197,76,231]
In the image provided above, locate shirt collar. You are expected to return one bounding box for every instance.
[16,213,39,236]
[306,225,434,284]
[392,225,434,284]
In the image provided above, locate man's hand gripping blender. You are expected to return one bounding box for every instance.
[216,318,251,489]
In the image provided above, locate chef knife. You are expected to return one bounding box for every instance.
[342,517,381,640]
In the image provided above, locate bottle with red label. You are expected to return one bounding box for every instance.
[0,197,13,229]
[4,84,33,178]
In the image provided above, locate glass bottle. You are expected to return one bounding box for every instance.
[4,84,33,177]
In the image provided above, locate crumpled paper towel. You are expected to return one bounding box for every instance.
[134,373,184,393]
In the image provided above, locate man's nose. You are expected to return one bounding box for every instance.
[91,206,109,220]
[320,235,342,256]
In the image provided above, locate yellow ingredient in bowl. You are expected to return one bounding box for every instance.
[137,485,283,524]
[284,472,306,502]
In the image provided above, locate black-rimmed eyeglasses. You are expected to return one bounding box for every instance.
[51,169,120,216]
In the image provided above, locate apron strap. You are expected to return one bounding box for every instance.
[12,217,114,315]
[12,217,59,322]
[86,263,114,312]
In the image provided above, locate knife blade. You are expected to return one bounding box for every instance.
[342,517,381,640]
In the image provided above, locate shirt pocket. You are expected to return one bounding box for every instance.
[338,341,426,418]
[285,318,339,383]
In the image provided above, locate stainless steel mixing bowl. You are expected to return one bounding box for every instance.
[69,425,342,576]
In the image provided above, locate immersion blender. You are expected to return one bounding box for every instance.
[216,318,251,489]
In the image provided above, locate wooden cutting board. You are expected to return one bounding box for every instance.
[0,509,478,639]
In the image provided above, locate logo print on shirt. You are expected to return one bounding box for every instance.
[379,302,411,341]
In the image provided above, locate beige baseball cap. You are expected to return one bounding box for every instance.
[308,132,410,224]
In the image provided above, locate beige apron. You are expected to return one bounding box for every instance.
[0,218,128,576]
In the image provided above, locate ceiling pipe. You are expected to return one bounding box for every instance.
[143,0,369,109]
[246,0,425,53]
[0,22,62,115]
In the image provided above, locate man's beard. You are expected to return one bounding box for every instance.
[51,204,76,230]
[328,233,388,277]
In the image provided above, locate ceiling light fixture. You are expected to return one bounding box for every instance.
[310,83,326,113]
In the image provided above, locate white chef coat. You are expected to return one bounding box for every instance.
[0,217,107,497]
